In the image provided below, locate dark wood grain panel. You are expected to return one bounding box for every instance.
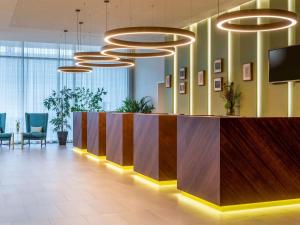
[177,116,221,204]
[106,113,133,166]
[134,114,177,181]
[87,112,106,156]
[73,112,87,149]
[159,115,177,181]
[134,114,159,179]
[220,118,300,206]
[177,116,300,206]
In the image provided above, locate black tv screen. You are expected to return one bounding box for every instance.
[269,45,300,83]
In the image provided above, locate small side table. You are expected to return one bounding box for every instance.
[12,132,23,150]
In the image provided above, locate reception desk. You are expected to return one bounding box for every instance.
[106,113,133,166]
[87,112,106,157]
[177,116,300,207]
[73,112,87,149]
[134,114,177,182]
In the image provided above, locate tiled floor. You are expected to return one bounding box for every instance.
[1,144,300,225]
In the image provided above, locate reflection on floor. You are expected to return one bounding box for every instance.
[0,144,300,225]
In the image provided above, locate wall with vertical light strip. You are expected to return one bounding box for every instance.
[164,0,299,117]
[164,36,174,114]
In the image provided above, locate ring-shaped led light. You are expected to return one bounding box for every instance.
[58,66,93,73]
[74,52,119,61]
[217,9,298,32]
[104,27,195,48]
[101,45,175,58]
[76,59,135,68]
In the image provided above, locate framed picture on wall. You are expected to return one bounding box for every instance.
[243,63,253,81]
[214,59,223,74]
[179,67,187,80]
[197,70,205,86]
[179,82,187,94]
[214,77,223,92]
[165,75,172,88]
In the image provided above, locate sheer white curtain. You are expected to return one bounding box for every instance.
[0,40,130,142]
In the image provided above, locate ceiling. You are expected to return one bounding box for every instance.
[0,0,250,46]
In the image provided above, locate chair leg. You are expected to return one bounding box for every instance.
[9,140,11,149]
[41,140,42,149]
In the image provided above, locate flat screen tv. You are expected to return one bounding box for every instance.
[269,45,300,83]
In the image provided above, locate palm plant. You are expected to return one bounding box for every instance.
[117,96,155,113]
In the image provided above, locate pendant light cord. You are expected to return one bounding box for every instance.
[76,9,80,52]
[105,0,109,31]
[64,30,67,63]
[217,0,220,16]
[151,3,154,26]
[129,0,132,27]
[190,0,193,25]
[79,22,83,50]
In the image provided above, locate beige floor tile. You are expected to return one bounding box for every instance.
[1,144,300,225]
[11,219,51,225]
[83,214,131,225]
[50,216,90,225]
[25,205,64,220]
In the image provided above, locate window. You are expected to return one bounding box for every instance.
[0,40,130,142]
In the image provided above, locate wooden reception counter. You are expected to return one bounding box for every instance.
[87,112,106,157]
[177,116,300,206]
[134,114,177,182]
[106,113,133,166]
[73,112,87,149]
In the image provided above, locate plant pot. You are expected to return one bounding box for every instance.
[57,131,68,145]
[226,107,235,116]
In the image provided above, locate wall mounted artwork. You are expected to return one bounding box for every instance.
[165,75,172,88]
[179,67,187,80]
[197,71,205,86]
[243,63,253,81]
[214,77,223,92]
[214,59,223,74]
[179,82,187,94]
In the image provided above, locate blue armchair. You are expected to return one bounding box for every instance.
[0,113,13,149]
[22,113,48,149]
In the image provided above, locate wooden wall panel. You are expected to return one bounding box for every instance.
[106,113,133,166]
[134,114,159,179]
[87,112,106,156]
[177,116,221,204]
[134,114,177,181]
[158,115,177,180]
[220,118,300,205]
[73,112,87,149]
[178,116,300,206]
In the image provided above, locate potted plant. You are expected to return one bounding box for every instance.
[16,120,20,133]
[43,87,73,145]
[71,87,107,112]
[221,82,241,116]
[117,96,155,113]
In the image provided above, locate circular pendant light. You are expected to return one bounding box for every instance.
[217,9,297,32]
[76,59,135,68]
[57,30,92,73]
[74,52,119,61]
[101,45,175,58]
[58,66,93,73]
[104,27,196,48]
[73,1,121,63]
